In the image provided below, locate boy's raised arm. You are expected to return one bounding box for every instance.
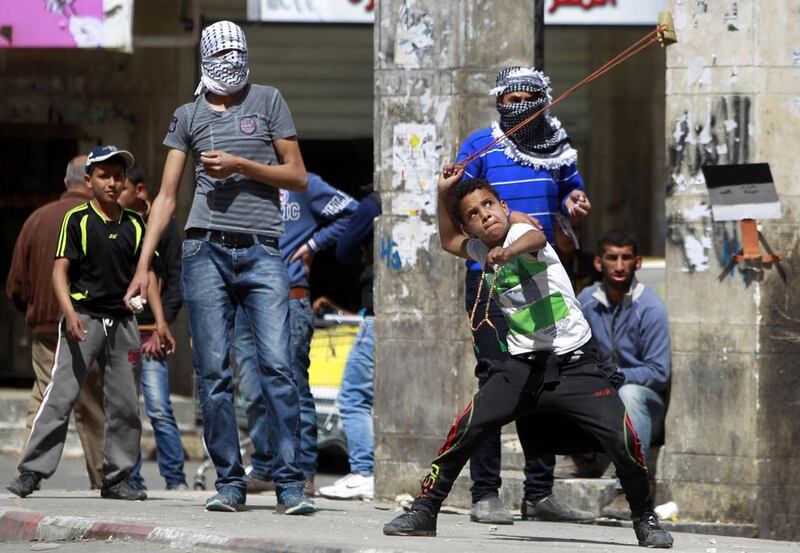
[437,164,470,259]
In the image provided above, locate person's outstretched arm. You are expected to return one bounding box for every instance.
[124,148,187,306]
[437,164,470,259]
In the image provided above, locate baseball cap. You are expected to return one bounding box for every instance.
[85,145,135,174]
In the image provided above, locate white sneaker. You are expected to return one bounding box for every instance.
[318,473,374,500]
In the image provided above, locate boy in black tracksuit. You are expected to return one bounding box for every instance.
[383,166,673,548]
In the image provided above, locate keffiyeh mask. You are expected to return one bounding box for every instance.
[194,21,250,97]
[489,66,577,170]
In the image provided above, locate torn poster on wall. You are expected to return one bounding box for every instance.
[392,123,437,212]
[389,218,438,269]
[701,163,781,222]
[394,0,433,68]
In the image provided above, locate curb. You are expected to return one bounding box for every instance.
[0,509,400,553]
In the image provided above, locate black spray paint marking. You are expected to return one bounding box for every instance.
[667,95,751,196]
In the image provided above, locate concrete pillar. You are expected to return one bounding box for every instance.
[662,0,800,540]
[373,0,537,499]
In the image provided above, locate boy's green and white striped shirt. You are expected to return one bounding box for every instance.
[466,223,592,356]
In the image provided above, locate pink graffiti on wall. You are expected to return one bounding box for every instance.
[0,0,104,48]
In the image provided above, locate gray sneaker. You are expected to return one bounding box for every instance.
[521,495,595,522]
[277,486,316,515]
[470,495,514,525]
[205,486,246,512]
[600,492,631,520]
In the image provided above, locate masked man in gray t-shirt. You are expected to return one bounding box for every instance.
[125,20,314,515]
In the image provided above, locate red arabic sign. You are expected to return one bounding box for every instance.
[249,0,374,23]
[349,0,374,11]
[545,0,666,25]
[549,0,616,13]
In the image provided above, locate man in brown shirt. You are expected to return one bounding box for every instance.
[6,155,105,489]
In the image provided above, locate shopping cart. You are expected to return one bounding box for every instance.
[192,314,362,490]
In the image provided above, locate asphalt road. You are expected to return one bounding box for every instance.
[0,456,340,493]
[0,540,177,552]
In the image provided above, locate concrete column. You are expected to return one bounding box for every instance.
[373,0,536,499]
[662,0,800,540]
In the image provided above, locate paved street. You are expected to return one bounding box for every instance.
[0,540,174,552]
[0,465,798,553]
[0,455,340,493]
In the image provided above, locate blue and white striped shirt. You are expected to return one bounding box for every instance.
[456,127,585,272]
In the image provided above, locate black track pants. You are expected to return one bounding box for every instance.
[464,270,556,503]
[411,339,652,518]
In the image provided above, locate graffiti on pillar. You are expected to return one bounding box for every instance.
[380,219,438,271]
[667,95,751,197]
[380,236,402,270]
[666,95,755,275]
[666,203,714,272]
[724,2,739,31]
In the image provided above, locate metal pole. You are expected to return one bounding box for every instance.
[534,0,544,70]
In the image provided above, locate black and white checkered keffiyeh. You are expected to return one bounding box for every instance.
[194,21,250,97]
[490,66,577,170]
[44,0,75,16]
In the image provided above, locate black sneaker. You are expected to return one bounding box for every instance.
[521,495,595,522]
[101,479,148,501]
[7,472,41,498]
[633,511,674,548]
[383,509,437,537]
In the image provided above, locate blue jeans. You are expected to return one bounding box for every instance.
[618,383,667,464]
[337,317,374,475]
[181,238,303,492]
[615,383,667,489]
[233,297,318,479]
[141,349,187,488]
[128,335,186,490]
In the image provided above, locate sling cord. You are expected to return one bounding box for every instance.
[460,26,664,168]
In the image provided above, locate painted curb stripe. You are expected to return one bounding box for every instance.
[0,511,46,541]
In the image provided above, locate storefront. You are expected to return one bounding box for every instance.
[544,0,668,256]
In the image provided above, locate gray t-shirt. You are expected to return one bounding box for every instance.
[164,84,297,238]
